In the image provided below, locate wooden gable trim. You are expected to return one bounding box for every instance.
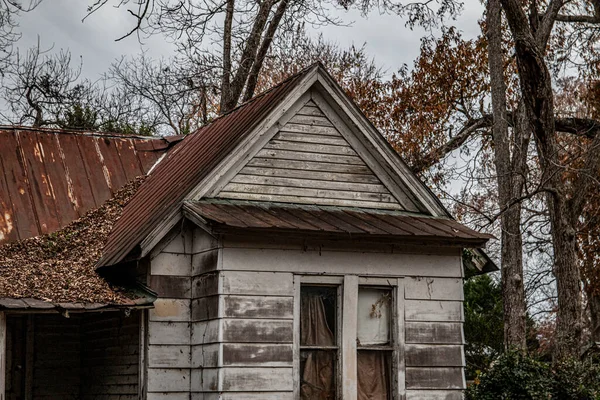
[313,71,449,217]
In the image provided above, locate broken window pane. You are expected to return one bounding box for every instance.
[357,287,391,346]
[301,286,336,346]
[357,351,392,400]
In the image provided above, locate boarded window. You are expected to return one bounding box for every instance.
[300,286,338,399]
[357,287,393,399]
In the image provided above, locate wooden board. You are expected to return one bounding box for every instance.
[405,300,463,322]
[216,102,404,210]
[221,271,293,296]
[222,343,293,367]
[222,319,292,343]
[220,367,293,391]
[405,345,464,367]
[405,322,464,345]
[223,295,293,319]
[222,248,463,278]
[405,367,464,390]
[405,277,463,301]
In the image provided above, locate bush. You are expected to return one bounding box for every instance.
[466,351,600,399]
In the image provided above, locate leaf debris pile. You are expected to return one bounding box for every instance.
[0,177,146,304]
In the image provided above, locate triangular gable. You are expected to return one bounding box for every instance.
[214,99,408,210]
[190,70,448,216]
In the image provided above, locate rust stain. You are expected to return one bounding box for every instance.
[0,127,180,245]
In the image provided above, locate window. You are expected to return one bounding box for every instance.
[357,287,393,400]
[295,277,403,400]
[300,285,339,400]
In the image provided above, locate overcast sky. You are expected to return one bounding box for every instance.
[15,0,484,80]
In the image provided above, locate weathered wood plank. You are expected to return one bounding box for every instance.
[220,183,398,203]
[222,248,463,277]
[405,345,464,367]
[219,393,294,400]
[193,272,220,298]
[405,367,464,390]
[264,140,358,156]
[148,345,191,368]
[191,343,219,368]
[149,299,191,322]
[148,275,192,299]
[147,368,190,392]
[405,322,464,344]
[247,158,372,174]
[223,295,293,319]
[255,148,364,165]
[274,131,348,146]
[218,191,404,210]
[239,165,380,184]
[279,123,340,136]
[405,277,463,301]
[406,390,463,400]
[288,114,333,127]
[230,174,390,194]
[191,320,220,345]
[192,296,219,321]
[222,319,293,343]
[192,249,219,275]
[191,368,219,392]
[221,367,293,391]
[148,321,190,345]
[222,271,293,296]
[151,252,191,276]
[296,103,323,116]
[405,301,463,322]
[222,343,292,366]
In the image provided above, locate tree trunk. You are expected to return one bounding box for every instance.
[587,288,600,343]
[549,195,583,358]
[487,0,527,350]
[500,0,583,358]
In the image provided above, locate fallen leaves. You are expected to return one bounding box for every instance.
[0,176,146,304]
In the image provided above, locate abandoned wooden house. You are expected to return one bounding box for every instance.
[0,64,495,400]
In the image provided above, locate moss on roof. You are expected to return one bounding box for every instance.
[0,177,145,304]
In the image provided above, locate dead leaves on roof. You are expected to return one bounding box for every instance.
[0,177,145,304]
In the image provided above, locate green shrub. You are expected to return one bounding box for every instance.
[466,351,552,399]
[466,351,600,400]
[551,358,600,399]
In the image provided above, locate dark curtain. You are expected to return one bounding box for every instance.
[300,293,335,399]
[357,351,390,400]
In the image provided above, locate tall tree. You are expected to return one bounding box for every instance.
[498,0,600,358]
[87,0,462,114]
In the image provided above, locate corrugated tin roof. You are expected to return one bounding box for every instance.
[97,67,313,267]
[183,199,493,246]
[0,127,182,244]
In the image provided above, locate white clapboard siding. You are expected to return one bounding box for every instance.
[406,390,464,400]
[405,300,464,322]
[406,367,465,390]
[405,277,464,301]
[221,248,463,278]
[220,367,293,391]
[216,101,403,210]
[405,322,464,344]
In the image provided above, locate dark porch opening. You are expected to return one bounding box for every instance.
[6,310,142,400]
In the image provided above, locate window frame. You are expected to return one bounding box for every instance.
[294,275,406,400]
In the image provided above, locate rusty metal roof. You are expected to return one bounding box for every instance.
[183,199,493,246]
[97,68,312,267]
[0,127,182,244]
